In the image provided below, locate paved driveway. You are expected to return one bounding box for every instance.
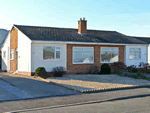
[0,73,80,101]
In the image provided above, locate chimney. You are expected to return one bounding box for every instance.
[78,17,87,34]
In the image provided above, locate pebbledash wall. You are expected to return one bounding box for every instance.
[67,44,125,74]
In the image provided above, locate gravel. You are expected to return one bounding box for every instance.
[47,74,150,92]
[0,79,33,99]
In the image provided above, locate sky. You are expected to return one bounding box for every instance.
[0,0,150,37]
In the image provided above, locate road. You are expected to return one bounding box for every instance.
[17,96,150,113]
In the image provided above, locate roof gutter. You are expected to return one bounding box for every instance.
[32,40,149,46]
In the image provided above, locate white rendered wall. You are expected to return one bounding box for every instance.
[1,33,10,71]
[31,43,67,72]
[18,30,32,72]
[125,45,147,67]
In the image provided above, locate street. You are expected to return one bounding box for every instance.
[17,96,150,113]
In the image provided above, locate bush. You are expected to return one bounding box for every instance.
[35,67,47,79]
[138,62,150,73]
[87,65,99,74]
[100,63,111,74]
[111,69,120,74]
[111,62,127,71]
[52,66,65,77]
[136,71,141,76]
[127,65,138,73]
[119,71,130,76]
[128,74,139,79]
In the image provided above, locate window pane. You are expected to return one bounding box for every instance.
[56,47,60,50]
[101,47,109,51]
[101,51,110,62]
[135,51,141,59]
[130,48,135,51]
[129,51,135,59]
[43,47,55,60]
[73,51,83,63]
[73,48,83,51]
[101,51,118,62]
[82,51,94,63]
[56,51,60,59]
[135,48,141,51]
[110,51,118,62]
[73,50,94,63]
[84,47,93,51]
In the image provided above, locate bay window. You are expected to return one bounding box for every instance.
[101,47,119,63]
[73,47,94,64]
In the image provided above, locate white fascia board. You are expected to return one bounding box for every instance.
[32,40,149,46]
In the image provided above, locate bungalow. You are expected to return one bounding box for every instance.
[1,18,149,76]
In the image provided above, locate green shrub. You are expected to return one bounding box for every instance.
[111,69,120,74]
[127,65,138,73]
[128,74,139,78]
[111,62,127,71]
[35,67,48,79]
[136,71,141,76]
[52,66,65,77]
[100,63,111,74]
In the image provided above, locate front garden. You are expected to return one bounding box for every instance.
[34,62,150,81]
[33,62,150,92]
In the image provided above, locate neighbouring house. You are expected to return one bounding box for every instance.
[1,18,150,76]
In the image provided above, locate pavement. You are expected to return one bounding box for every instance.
[1,87,150,112]
[14,96,150,113]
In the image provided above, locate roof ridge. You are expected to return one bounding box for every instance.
[14,24,117,32]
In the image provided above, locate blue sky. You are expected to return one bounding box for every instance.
[0,0,150,37]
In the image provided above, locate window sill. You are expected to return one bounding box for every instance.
[100,62,116,64]
[73,62,94,64]
[129,59,142,60]
[43,59,61,62]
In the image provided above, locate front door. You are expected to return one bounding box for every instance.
[15,48,18,71]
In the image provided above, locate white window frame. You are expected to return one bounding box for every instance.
[100,47,119,63]
[129,47,141,60]
[10,49,14,60]
[73,47,94,64]
[43,46,61,61]
[3,51,6,59]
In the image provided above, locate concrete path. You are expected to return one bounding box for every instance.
[0,73,80,101]
[1,87,150,112]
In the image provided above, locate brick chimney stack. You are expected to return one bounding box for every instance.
[78,17,87,34]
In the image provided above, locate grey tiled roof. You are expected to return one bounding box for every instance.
[131,36,150,44]
[14,24,148,44]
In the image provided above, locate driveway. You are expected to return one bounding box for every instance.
[0,73,80,101]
